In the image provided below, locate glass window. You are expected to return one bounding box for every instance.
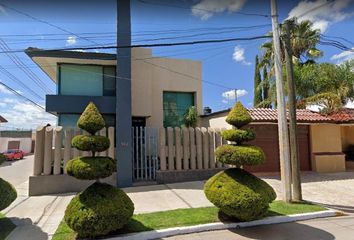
[163,92,194,128]
[59,114,115,128]
[60,64,103,96]
[103,66,116,96]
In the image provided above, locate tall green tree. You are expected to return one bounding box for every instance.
[294,60,354,113]
[259,18,322,108]
[253,55,263,106]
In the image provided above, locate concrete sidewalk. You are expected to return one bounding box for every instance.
[3,168,354,239]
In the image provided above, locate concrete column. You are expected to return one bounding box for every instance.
[201,127,209,169]
[214,128,223,168]
[116,0,133,187]
[189,127,196,170]
[63,128,73,174]
[33,126,45,176]
[195,127,203,170]
[167,127,174,170]
[43,126,53,175]
[208,128,215,169]
[175,127,182,171]
[182,127,190,170]
[108,127,115,159]
[53,127,62,175]
[159,128,166,171]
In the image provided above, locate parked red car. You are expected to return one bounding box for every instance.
[3,149,24,161]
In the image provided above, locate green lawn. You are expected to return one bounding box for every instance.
[52,201,326,240]
[0,213,16,240]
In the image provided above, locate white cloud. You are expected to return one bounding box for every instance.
[0,97,56,129]
[66,36,77,46]
[232,46,251,65]
[331,47,354,63]
[0,84,12,94]
[192,0,247,20]
[222,89,248,104]
[288,0,354,32]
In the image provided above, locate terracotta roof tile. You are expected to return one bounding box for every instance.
[247,108,332,123]
[203,107,354,124]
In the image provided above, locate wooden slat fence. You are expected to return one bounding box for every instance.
[33,126,225,179]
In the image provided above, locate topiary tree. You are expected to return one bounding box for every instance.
[204,101,276,221]
[64,102,134,238]
[0,178,17,211]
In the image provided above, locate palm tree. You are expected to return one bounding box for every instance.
[258,18,322,108]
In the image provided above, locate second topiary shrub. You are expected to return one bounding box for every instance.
[0,178,17,211]
[204,102,276,221]
[64,102,134,238]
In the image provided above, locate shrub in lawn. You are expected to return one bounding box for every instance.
[0,178,17,211]
[204,101,275,221]
[64,102,134,238]
[64,182,134,238]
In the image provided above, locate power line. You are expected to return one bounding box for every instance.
[138,0,271,18]
[0,3,105,48]
[0,35,272,54]
[0,81,56,116]
[0,39,53,94]
[0,64,44,100]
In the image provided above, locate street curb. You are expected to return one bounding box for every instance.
[108,210,337,240]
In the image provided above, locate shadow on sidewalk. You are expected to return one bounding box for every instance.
[230,221,335,240]
[6,217,48,240]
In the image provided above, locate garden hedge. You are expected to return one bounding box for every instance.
[72,135,110,152]
[64,182,134,238]
[0,178,17,211]
[66,156,116,180]
[215,144,265,166]
[77,102,106,134]
[220,128,255,143]
[204,168,276,221]
[225,102,252,128]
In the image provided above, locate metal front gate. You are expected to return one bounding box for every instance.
[132,127,159,182]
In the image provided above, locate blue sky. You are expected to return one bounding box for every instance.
[0,0,354,129]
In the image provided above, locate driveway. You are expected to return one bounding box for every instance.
[261,171,354,213]
[0,154,33,187]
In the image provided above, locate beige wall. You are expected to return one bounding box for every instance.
[309,124,346,172]
[200,111,232,129]
[310,124,342,153]
[132,49,203,128]
[32,48,202,129]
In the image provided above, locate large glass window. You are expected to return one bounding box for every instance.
[59,64,116,96]
[59,114,115,128]
[103,66,116,96]
[163,92,194,128]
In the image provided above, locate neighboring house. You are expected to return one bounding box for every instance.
[26,47,202,129]
[202,108,354,173]
[0,116,32,153]
[0,115,7,123]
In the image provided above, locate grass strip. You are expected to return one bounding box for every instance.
[52,201,326,240]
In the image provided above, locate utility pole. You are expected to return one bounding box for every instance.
[283,21,302,201]
[116,0,133,187]
[270,0,292,202]
[234,89,238,104]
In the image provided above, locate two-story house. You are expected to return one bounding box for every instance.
[26,47,203,129]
